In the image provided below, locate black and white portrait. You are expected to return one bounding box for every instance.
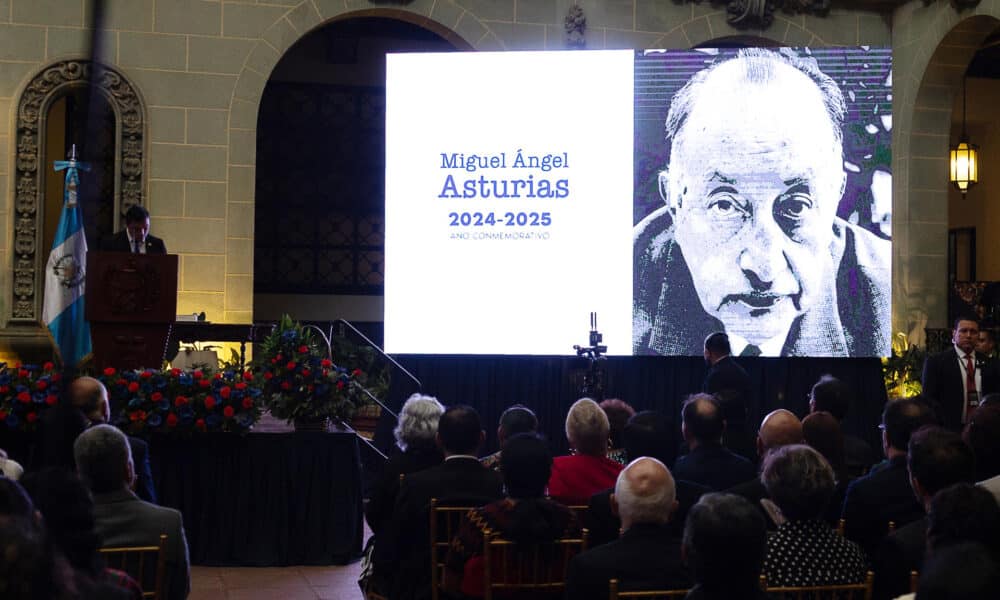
[633,47,892,357]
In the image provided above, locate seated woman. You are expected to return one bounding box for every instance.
[548,398,624,505]
[599,398,635,466]
[444,433,582,598]
[761,445,867,587]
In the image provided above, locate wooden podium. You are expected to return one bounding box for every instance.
[86,251,178,371]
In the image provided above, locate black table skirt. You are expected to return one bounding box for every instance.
[149,431,364,566]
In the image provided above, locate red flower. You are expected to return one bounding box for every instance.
[322,369,329,377]
[140,371,152,379]
[243,371,254,381]
[276,354,283,361]
[235,382,247,391]
[298,345,309,354]
[213,373,222,380]
[43,362,54,371]
[204,396,216,410]
[301,369,311,378]
[151,392,163,402]
[242,398,253,409]
[116,379,127,387]
[26,412,37,423]
[223,406,235,418]
[193,370,203,380]
[219,387,231,399]
[36,380,47,391]
[351,368,363,377]
[199,379,210,388]
[286,361,297,370]
[18,369,28,378]
[171,368,181,376]
[336,380,345,390]
[320,359,332,368]
[128,382,140,393]
[103,367,116,376]
[263,372,273,381]
[45,395,57,406]
[196,418,206,430]
[280,381,291,390]
[138,410,147,421]
[270,358,278,365]
[51,373,61,382]
[174,396,188,407]
[16,391,30,404]
[166,413,179,427]
[0,385,8,394]
[0,411,7,421]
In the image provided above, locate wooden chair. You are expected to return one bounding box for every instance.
[764,571,874,600]
[481,528,588,600]
[836,519,846,537]
[910,570,919,594]
[608,578,689,599]
[429,499,479,600]
[99,534,168,600]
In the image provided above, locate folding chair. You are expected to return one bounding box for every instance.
[608,578,689,599]
[482,528,588,600]
[100,534,167,599]
[429,499,479,600]
[764,571,874,600]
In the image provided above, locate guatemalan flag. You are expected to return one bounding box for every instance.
[42,151,92,367]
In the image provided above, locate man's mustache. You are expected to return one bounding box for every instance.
[719,291,802,315]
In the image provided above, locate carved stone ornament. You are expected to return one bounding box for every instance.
[671,0,831,30]
[11,61,146,322]
[565,4,586,48]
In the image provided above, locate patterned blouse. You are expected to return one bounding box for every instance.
[764,519,868,587]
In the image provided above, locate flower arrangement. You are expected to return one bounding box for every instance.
[0,362,61,431]
[255,315,369,425]
[99,366,263,434]
[882,332,926,400]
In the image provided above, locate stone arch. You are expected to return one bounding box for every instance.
[893,5,1000,337]
[10,60,146,323]
[648,13,824,50]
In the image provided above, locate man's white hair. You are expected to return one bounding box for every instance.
[614,457,676,526]
[393,393,445,451]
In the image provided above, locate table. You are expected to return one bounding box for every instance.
[149,430,364,566]
[167,323,268,369]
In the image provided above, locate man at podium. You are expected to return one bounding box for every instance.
[99,205,167,254]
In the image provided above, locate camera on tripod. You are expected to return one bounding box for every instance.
[573,312,607,358]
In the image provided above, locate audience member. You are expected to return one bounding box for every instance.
[0,476,35,519]
[588,411,710,545]
[961,402,1000,502]
[566,457,690,600]
[600,398,635,465]
[682,493,768,600]
[977,328,996,360]
[761,445,866,587]
[38,373,89,470]
[841,397,936,555]
[366,394,445,538]
[0,516,72,600]
[548,398,623,504]
[70,376,156,504]
[725,408,802,525]
[74,424,190,600]
[916,542,1000,599]
[0,447,24,480]
[379,405,503,600]
[925,483,1000,557]
[701,332,754,458]
[802,411,849,525]
[809,374,877,477]
[872,427,976,600]
[674,394,755,491]
[480,404,538,471]
[21,468,143,599]
[444,433,580,597]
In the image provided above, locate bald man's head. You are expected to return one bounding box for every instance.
[613,457,677,530]
[682,394,725,446]
[757,409,803,457]
[70,377,110,424]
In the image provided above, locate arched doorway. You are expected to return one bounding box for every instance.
[253,16,462,338]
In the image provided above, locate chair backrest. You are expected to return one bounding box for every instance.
[429,499,479,600]
[836,519,846,537]
[764,571,874,600]
[100,534,167,600]
[482,528,588,600]
[608,578,689,599]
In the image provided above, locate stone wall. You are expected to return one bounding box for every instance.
[1,0,992,358]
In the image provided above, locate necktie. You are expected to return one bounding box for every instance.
[965,353,978,422]
[740,345,761,357]
[133,239,141,254]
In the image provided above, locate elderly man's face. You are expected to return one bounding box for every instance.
[667,61,844,345]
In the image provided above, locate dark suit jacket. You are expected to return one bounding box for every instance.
[841,455,924,556]
[702,356,752,429]
[565,523,691,600]
[587,479,711,547]
[921,347,1000,431]
[92,489,190,600]
[99,231,167,254]
[673,443,756,491]
[872,517,926,600]
[37,404,88,470]
[128,436,157,505]
[364,444,443,538]
[844,433,877,479]
[379,456,503,600]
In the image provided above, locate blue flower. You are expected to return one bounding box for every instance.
[178,406,194,419]
[5,414,18,428]
[206,414,222,428]
[128,398,143,408]
[236,413,254,428]
[179,374,193,386]
[159,399,170,411]
[147,414,163,427]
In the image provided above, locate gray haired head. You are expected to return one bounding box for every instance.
[73,424,133,494]
[393,393,445,451]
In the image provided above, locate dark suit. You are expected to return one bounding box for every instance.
[364,444,443,538]
[872,517,926,600]
[378,456,503,600]
[37,404,88,470]
[841,455,924,556]
[587,479,711,547]
[844,434,877,479]
[99,231,167,254]
[92,489,190,600]
[921,347,1000,431]
[673,443,755,491]
[565,523,691,600]
[128,436,157,505]
[703,356,752,426]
